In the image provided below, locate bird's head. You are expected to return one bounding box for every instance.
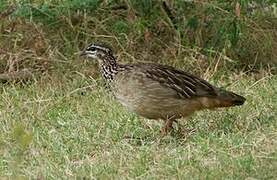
[80,43,113,60]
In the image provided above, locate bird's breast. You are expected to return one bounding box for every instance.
[110,71,203,119]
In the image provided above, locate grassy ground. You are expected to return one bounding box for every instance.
[0,72,276,179]
[0,0,276,179]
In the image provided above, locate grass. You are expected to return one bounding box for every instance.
[0,0,276,74]
[0,0,276,179]
[0,73,276,179]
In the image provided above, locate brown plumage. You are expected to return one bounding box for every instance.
[81,43,246,135]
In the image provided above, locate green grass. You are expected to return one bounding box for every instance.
[0,73,276,179]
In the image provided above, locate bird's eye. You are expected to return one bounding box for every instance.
[88,47,96,51]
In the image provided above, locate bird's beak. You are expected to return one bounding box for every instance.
[80,50,87,57]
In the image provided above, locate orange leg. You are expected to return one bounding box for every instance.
[160,118,176,136]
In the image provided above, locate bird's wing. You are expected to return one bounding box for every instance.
[135,63,218,99]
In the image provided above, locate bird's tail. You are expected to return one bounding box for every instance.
[198,89,246,109]
[215,89,246,107]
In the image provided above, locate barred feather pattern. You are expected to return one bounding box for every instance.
[127,63,217,99]
[100,59,218,99]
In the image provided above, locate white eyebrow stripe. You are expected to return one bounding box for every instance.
[91,45,109,52]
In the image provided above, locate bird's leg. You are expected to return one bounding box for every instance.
[160,117,176,136]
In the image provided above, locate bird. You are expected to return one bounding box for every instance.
[80,42,246,135]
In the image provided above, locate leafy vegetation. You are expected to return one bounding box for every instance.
[0,0,276,178]
[0,0,276,74]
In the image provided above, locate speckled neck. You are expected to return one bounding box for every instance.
[98,54,118,81]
